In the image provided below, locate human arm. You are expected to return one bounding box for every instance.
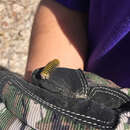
[24,0,88,80]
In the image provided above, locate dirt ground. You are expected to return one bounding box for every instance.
[0,0,40,75]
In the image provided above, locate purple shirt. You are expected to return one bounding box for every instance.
[56,0,130,88]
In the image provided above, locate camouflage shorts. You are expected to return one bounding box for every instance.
[0,70,130,130]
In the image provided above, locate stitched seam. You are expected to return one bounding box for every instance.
[76,70,85,94]
[99,87,129,100]
[79,71,88,90]
[89,87,129,102]
[0,75,114,127]
[78,70,88,95]
[91,90,127,104]
[78,70,86,94]
[76,71,85,94]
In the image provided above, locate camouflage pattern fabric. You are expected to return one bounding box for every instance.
[0,70,129,130]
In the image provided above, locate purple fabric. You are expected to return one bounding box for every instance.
[55,0,89,11]
[55,0,130,88]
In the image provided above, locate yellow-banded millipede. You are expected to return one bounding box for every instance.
[40,59,60,79]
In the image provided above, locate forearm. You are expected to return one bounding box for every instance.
[25,0,88,80]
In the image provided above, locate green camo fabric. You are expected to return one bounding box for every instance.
[0,72,130,130]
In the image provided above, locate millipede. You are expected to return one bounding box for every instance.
[40,59,60,79]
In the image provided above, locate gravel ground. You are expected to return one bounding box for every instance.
[0,0,40,75]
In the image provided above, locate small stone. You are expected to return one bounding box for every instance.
[1,21,9,28]
[0,3,4,12]
[13,4,24,12]
[12,11,17,17]
[0,32,4,36]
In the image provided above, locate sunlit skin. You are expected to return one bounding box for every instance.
[24,0,88,81]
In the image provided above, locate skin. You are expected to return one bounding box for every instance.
[24,0,88,81]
